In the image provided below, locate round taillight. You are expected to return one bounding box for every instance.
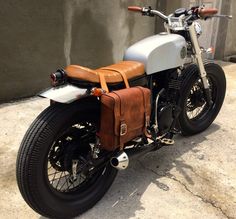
[50,70,67,86]
[50,73,58,86]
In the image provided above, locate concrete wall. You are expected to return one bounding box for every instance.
[224,0,236,58]
[0,0,66,103]
[0,0,157,102]
[1,0,235,102]
[214,0,232,60]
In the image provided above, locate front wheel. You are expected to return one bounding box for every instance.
[178,62,226,136]
[16,99,117,218]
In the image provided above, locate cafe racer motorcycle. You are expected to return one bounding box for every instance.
[16,5,231,218]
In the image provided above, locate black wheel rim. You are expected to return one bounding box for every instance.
[185,76,217,121]
[46,122,105,194]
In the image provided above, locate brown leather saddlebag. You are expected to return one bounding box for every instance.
[99,86,151,151]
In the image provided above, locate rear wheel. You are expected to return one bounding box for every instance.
[178,63,226,136]
[16,99,117,218]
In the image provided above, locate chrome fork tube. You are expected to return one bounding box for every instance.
[189,22,209,89]
[189,23,212,105]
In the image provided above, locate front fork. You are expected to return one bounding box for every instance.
[189,23,213,106]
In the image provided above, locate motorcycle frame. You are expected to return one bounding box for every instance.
[40,11,212,105]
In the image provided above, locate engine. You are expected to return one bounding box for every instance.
[152,69,182,136]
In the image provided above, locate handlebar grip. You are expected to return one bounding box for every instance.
[128,6,142,12]
[198,8,218,17]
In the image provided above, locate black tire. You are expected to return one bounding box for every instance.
[16,98,117,218]
[178,62,226,136]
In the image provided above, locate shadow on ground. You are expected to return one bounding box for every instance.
[38,123,220,219]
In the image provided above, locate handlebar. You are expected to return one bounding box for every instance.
[128,6,168,21]
[128,5,232,23]
[128,6,142,12]
[198,7,218,17]
[151,9,168,21]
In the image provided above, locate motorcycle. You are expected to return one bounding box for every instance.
[16,5,232,218]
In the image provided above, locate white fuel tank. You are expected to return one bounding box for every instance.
[124,33,187,74]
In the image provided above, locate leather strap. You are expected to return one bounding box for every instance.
[136,87,151,138]
[101,67,130,88]
[113,91,125,150]
[99,73,109,93]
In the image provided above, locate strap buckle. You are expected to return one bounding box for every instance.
[120,123,127,136]
[145,115,150,127]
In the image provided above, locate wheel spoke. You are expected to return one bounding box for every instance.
[65,173,70,191]
[50,173,70,182]
[186,78,212,120]
[51,170,59,182]
[59,172,70,191]
[46,122,100,193]
[55,172,64,189]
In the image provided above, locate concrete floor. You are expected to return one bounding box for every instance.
[0,62,236,219]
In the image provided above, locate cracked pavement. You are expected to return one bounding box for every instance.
[138,160,232,219]
[0,62,236,219]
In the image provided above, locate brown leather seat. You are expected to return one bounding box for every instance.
[65,61,145,84]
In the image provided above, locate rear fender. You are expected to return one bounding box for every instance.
[39,84,90,103]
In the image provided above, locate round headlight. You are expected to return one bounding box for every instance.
[194,21,202,37]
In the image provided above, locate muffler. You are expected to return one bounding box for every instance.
[110,141,161,170]
[110,151,129,170]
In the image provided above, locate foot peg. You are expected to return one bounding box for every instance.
[161,138,175,145]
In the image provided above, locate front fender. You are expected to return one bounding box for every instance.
[39,84,89,103]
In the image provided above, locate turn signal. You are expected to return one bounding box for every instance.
[206,47,215,54]
[91,88,106,97]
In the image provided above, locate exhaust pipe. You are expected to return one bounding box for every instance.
[110,141,161,171]
[110,151,129,170]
